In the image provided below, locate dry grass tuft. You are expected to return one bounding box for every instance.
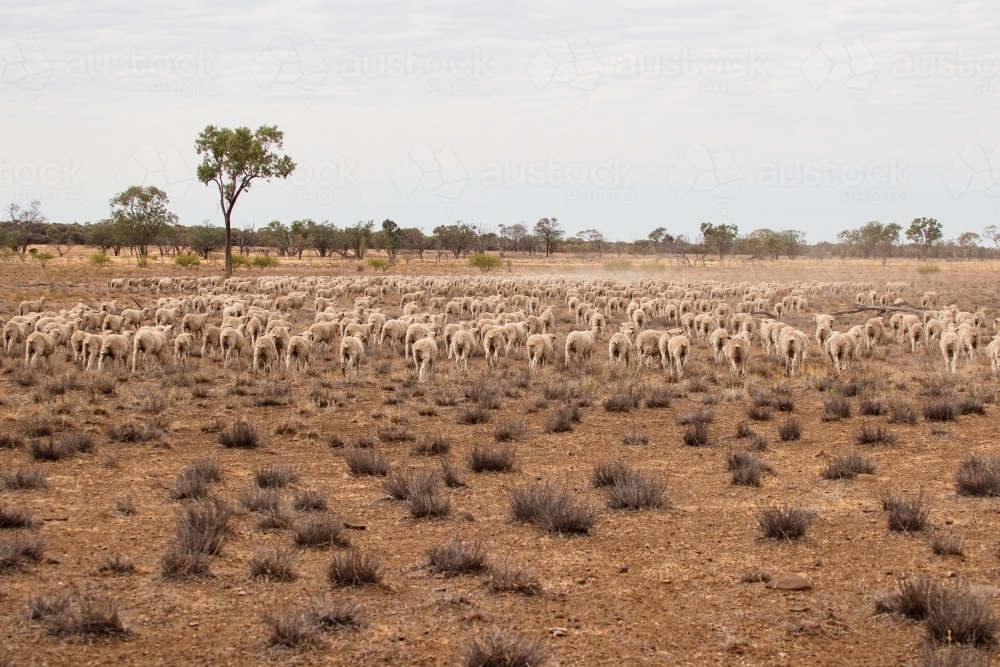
[682,422,710,447]
[955,454,1000,497]
[383,469,439,500]
[344,448,390,477]
[727,450,769,486]
[494,420,527,442]
[488,559,541,595]
[822,450,876,480]
[412,434,451,456]
[543,404,581,433]
[427,537,488,576]
[249,546,297,580]
[880,489,929,533]
[254,463,299,489]
[469,444,517,473]
[510,481,599,535]
[294,515,349,549]
[328,549,383,587]
[778,418,802,441]
[29,591,131,639]
[855,423,897,447]
[0,534,45,572]
[822,396,852,421]
[462,627,549,667]
[218,420,266,449]
[756,505,814,540]
[1,466,48,491]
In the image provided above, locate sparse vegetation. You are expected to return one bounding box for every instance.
[510,481,599,535]
[757,505,814,540]
[822,450,876,480]
[955,454,1000,497]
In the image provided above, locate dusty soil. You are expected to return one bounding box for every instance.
[1,254,999,666]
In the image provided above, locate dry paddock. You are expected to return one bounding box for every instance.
[1,256,1000,666]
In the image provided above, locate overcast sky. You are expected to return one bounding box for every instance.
[2,0,998,242]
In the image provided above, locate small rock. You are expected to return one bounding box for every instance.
[770,573,811,591]
[344,519,366,530]
[619,566,629,574]
[856,473,878,482]
[189,621,199,627]
[550,627,568,637]
[789,605,810,612]
[456,510,475,522]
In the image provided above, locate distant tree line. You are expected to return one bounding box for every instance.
[2,200,998,265]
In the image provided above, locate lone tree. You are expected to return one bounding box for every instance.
[110,185,177,261]
[905,217,942,259]
[195,125,295,275]
[699,222,739,261]
[381,219,404,264]
[534,218,563,257]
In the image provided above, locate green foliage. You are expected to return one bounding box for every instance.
[534,217,564,257]
[917,264,941,274]
[468,253,502,273]
[89,252,111,265]
[367,257,389,272]
[905,217,943,258]
[187,222,225,259]
[433,222,476,259]
[699,222,739,259]
[230,254,250,269]
[195,125,296,273]
[174,254,201,268]
[110,185,178,259]
[251,255,278,270]
[31,250,54,266]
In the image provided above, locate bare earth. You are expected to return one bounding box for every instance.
[1,253,999,666]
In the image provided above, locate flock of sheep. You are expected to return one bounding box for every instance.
[3,274,997,383]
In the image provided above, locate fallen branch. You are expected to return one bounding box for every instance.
[828,302,926,317]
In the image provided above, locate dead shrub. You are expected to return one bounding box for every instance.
[778,418,802,441]
[12,367,39,387]
[931,532,966,556]
[249,546,297,581]
[622,430,648,446]
[735,421,755,438]
[958,396,987,416]
[740,567,772,584]
[1,466,48,491]
[0,433,25,450]
[31,591,131,639]
[409,433,449,456]
[97,555,136,575]
[924,398,959,422]
[20,415,55,438]
[462,627,549,667]
[542,383,569,400]
[745,404,774,422]
[727,451,768,486]
[218,420,266,449]
[458,405,491,425]
[603,393,638,413]
[682,422,710,447]
[344,448,390,477]
[328,549,383,587]
[408,490,451,518]
[592,460,631,488]
[351,434,376,449]
[746,434,769,452]
[427,537,488,576]
[383,469,438,500]
[378,425,416,443]
[256,507,295,531]
[889,400,918,425]
[0,534,45,572]
[822,396,852,421]
[676,408,715,425]
[822,450,876,480]
[104,422,163,444]
[756,505,814,540]
[28,438,76,462]
[488,559,541,595]
[494,420,527,442]
[509,481,598,535]
[263,610,318,648]
[294,515,349,549]
[469,444,516,473]
[855,423,897,447]
[925,584,998,646]
[543,405,580,433]
[859,394,887,416]
[239,487,281,514]
[254,381,292,407]
[293,488,328,512]
[918,646,989,667]
[644,387,674,408]
[254,464,299,489]
[876,575,937,619]
[604,469,669,511]
[115,498,136,516]
[307,597,363,631]
[955,454,1000,497]
[880,489,929,533]
[441,459,467,488]
[433,389,461,406]
[0,506,39,530]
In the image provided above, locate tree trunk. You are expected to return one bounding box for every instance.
[224,211,233,277]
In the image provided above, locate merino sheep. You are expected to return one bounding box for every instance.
[285,334,312,373]
[608,331,632,366]
[666,335,690,379]
[18,296,46,317]
[411,332,438,382]
[526,333,556,371]
[722,332,751,377]
[564,327,600,366]
[132,327,172,372]
[482,327,507,368]
[709,327,730,363]
[173,333,194,365]
[220,327,246,368]
[99,333,132,372]
[339,335,365,376]
[940,328,961,374]
[24,331,56,367]
[252,334,279,373]
[450,329,478,372]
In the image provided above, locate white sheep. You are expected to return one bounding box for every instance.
[709,327,730,363]
[98,333,132,372]
[24,331,56,367]
[285,334,312,373]
[18,296,46,317]
[252,334,279,373]
[666,335,690,379]
[220,327,246,368]
[564,327,600,366]
[483,328,507,367]
[722,332,751,377]
[339,334,365,376]
[526,333,556,371]
[940,328,960,374]
[411,332,439,382]
[173,333,194,365]
[132,327,172,372]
